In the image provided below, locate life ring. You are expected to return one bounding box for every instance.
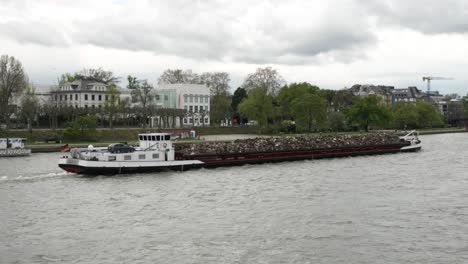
[163,143,167,148]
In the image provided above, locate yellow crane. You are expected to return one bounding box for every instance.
[422,76,452,101]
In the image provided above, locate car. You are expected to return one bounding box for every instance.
[108,143,135,153]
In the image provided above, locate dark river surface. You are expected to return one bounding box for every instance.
[1,133,467,264]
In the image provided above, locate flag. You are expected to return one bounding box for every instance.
[59,144,70,152]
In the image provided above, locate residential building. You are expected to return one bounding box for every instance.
[391,86,423,103]
[50,79,109,109]
[348,84,394,105]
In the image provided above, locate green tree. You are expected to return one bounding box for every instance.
[347,96,390,131]
[415,101,443,128]
[20,86,40,132]
[277,82,320,119]
[391,102,418,129]
[328,111,347,132]
[0,55,29,128]
[63,116,97,141]
[210,95,231,125]
[231,87,247,124]
[291,93,327,132]
[238,87,274,127]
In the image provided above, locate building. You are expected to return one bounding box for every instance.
[391,86,423,103]
[150,84,211,127]
[50,79,110,109]
[348,84,394,105]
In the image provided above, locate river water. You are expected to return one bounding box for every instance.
[1,133,467,264]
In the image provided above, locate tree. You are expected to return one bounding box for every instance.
[59,68,119,85]
[415,101,443,128]
[332,89,355,111]
[20,86,40,132]
[391,102,418,129]
[328,111,347,132]
[63,116,97,141]
[127,75,154,127]
[347,96,390,131]
[0,55,29,128]
[318,89,336,109]
[104,83,121,129]
[291,93,327,132]
[242,67,285,95]
[200,72,230,96]
[210,95,231,125]
[277,82,320,119]
[231,87,248,124]
[238,87,274,127]
[158,69,200,84]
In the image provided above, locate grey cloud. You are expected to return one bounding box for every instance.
[0,21,68,46]
[360,0,468,34]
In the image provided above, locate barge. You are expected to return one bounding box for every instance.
[0,138,31,157]
[58,131,421,175]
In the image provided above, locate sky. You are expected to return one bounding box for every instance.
[1,0,468,95]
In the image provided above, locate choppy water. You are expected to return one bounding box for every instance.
[1,133,467,264]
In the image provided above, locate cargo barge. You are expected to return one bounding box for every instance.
[58,131,421,175]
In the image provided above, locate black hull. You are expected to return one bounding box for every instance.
[60,144,416,175]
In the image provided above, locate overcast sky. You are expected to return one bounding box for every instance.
[1,0,468,95]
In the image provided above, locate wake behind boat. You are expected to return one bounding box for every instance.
[58,131,421,175]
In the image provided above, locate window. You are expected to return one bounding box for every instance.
[124,155,131,160]
[165,135,170,140]
[183,118,187,124]
[54,95,57,101]
[85,105,88,108]
[105,95,108,101]
[184,95,187,102]
[189,118,193,123]
[108,156,116,161]
[205,96,209,103]
[200,106,203,111]
[59,95,62,101]
[139,154,145,160]
[190,95,193,103]
[155,95,160,101]
[98,105,102,108]
[189,106,193,112]
[184,106,187,110]
[195,106,198,112]
[75,94,78,100]
[143,136,147,140]
[151,136,156,141]
[85,94,88,100]
[69,94,73,100]
[164,95,168,101]
[195,96,198,103]
[64,95,66,101]
[156,135,160,141]
[152,153,159,159]
[139,136,143,140]
[205,117,209,123]
[98,95,102,101]
[92,94,95,101]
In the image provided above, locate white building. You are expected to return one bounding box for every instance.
[50,80,110,109]
[156,84,211,127]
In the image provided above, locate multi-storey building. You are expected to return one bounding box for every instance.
[50,79,110,109]
[391,86,423,103]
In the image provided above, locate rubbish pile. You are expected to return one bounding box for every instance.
[175,133,402,156]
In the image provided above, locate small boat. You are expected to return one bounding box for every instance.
[59,132,422,175]
[0,138,32,157]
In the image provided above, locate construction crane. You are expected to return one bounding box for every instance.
[422,76,452,101]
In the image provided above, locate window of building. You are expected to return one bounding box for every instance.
[195,105,198,112]
[75,94,78,100]
[183,118,187,124]
[69,94,72,100]
[98,105,102,108]
[155,95,160,101]
[200,106,203,111]
[54,95,57,101]
[164,95,168,101]
[184,106,187,110]
[139,154,145,160]
[91,94,95,101]
[189,118,193,123]
[184,95,187,102]
[85,94,88,100]
[124,155,131,160]
[190,95,193,103]
[152,153,159,159]
[195,96,198,103]
[105,95,108,101]
[85,105,88,108]
[59,95,62,101]
[98,95,102,101]
[205,117,209,123]
[205,96,209,103]
[189,106,193,112]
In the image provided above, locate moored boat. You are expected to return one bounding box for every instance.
[58,131,422,175]
[0,138,32,157]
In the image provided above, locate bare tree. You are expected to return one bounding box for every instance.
[127,75,154,127]
[242,67,285,95]
[0,55,29,128]
[104,83,121,129]
[158,69,200,84]
[200,72,230,96]
[20,85,40,132]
